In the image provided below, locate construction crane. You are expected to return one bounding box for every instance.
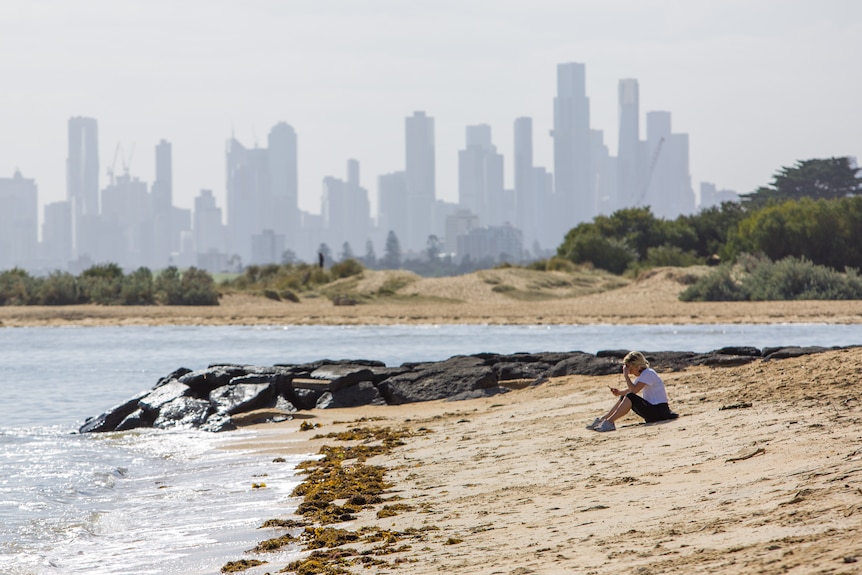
[636,136,664,206]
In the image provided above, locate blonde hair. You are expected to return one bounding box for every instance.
[623,351,650,370]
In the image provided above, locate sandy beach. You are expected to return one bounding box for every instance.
[232,345,862,574]
[5,267,861,573]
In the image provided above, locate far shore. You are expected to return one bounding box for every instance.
[2,275,862,327]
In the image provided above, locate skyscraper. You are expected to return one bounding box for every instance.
[617,79,641,210]
[405,111,436,252]
[552,62,592,236]
[0,171,38,270]
[513,117,535,244]
[225,122,299,264]
[267,122,299,246]
[643,111,695,219]
[458,124,504,226]
[66,116,99,259]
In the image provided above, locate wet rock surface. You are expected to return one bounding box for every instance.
[79,345,852,433]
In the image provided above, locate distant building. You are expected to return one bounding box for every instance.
[41,200,72,268]
[457,223,524,264]
[699,182,739,210]
[225,122,299,264]
[67,116,99,260]
[377,171,408,252]
[643,111,695,219]
[617,79,641,210]
[445,209,479,255]
[552,63,593,232]
[321,159,371,257]
[513,117,535,245]
[405,111,436,252]
[458,124,504,226]
[251,229,285,265]
[0,171,38,270]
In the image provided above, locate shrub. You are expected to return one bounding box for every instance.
[178,267,219,305]
[329,259,364,279]
[679,266,748,302]
[0,268,37,305]
[37,271,80,305]
[561,232,637,275]
[680,256,862,301]
[79,263,124,305]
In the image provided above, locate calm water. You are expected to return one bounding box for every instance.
[0,323,859,574]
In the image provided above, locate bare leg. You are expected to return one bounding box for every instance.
[602,396,632,423]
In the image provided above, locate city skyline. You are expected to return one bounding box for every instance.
[1,1,859,218]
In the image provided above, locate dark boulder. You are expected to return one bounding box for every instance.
[153,396,212,429]
[762,346,831,360]
[79,391,148,433]
[316,381,386,409]
[309,365,376,392]
[548,352,619,377]
[492,361,553,381]
[378,358,497,405]
[179,366,249,396]
[209,375,277,415]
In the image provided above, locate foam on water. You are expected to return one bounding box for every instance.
[0,426,306,575]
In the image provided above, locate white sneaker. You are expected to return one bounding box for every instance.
[585,417,602,430]
[594,420,616,432]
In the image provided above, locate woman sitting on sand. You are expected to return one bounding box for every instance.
[587,351,678,433]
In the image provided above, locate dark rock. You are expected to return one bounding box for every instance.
[79,391,148,433]
[762,346,830,360]
[492,361,553,381]
[697,353,758,367]
[548,352,619,377]
[209,375,277,415]
[200,413,237,432]
[155,367,193,388]
[292,387,325,410]
[316,381,386,409]
[378,360,497,405]
[139,380,190,412]
[115,408,156,431]
[179,366,249,396]
[713,346,761,357]
[309,365,376,392]
[153,396,212,429]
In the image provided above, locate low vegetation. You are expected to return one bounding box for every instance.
[680,255,862,302]
[0,264,219,306]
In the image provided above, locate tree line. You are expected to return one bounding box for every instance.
[555,157,862,300]
[0,264,219,306]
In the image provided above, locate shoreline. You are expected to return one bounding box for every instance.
[223,346,862,574]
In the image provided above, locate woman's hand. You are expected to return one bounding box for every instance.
[609,386,622,396]
[622,364,630,377]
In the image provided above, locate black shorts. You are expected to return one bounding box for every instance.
[626,393,677,423]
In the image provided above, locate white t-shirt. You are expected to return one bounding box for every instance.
[635,368,669,405]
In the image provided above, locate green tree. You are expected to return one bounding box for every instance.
[37,271,80,305]
[154,266,183,305]
[121,267,155,305]
[741,157,861,209]
[381,231,402,269]
[79,263,124,304]
[363,239,377,268]
[178,267,219,305]
[0,268,36,305]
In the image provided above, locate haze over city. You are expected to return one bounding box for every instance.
[2,0,859,217]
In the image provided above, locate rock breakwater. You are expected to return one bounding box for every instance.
[79,345,838,433]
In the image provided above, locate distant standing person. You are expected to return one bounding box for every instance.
[318,252,325,269]
[587,351,678,433]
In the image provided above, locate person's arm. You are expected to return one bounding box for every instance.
[621,364,647,395]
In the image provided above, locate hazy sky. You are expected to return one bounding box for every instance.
[1,0,860,216]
